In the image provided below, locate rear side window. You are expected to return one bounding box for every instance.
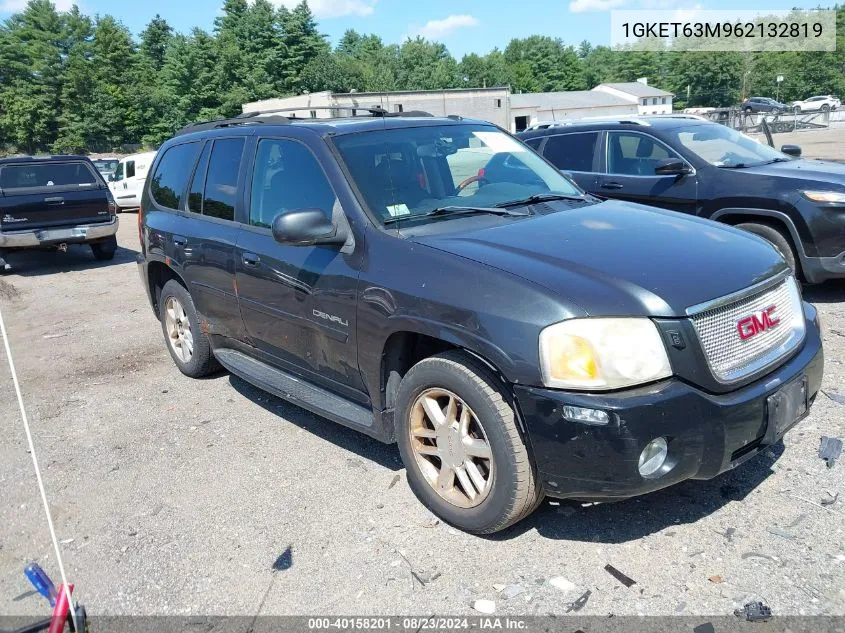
[543,132,599,172]
[187,143,212,214]
[203,138,244,221]
[126,161,136,178]
[524,138,543,150]
[0,162,98,192]
[149,142,200,210]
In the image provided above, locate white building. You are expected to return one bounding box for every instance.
[243,87,511,128]
[509,90,637,132]
[243,81,674,133]
[592,80,674,115]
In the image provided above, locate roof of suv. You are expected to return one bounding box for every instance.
[517,115,712,140]
[172,110,492,142]
[0,154,91,165]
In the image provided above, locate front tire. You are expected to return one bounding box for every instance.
[395,351,541,534]
[736,222,800,279]
[159,279,220,377]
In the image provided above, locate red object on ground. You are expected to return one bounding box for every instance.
[47,584,73,633]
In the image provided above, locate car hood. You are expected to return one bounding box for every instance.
[744,158,845,185]
[412,201,788,318]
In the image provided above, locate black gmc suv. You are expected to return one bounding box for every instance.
[518,116,845,283]
[137,110,823,534]
[0,155,119,269]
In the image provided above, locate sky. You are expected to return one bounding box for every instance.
[0,0,830,58]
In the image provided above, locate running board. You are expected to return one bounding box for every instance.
[214,348,393,442]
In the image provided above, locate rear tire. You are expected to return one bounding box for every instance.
[395,350,541,534]
[159,279,220,378]
[91,236,117,261]
[735,222,800,278]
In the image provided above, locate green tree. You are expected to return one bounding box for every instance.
[281,1,329,94]
[504,36,586,92]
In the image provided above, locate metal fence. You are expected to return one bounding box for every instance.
[691,107,834,134]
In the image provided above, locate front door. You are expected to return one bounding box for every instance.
[235,137,365,402]
[598,131,699,215]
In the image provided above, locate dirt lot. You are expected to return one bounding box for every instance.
[1,217,844,619]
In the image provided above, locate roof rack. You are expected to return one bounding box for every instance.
[176,105,435,136]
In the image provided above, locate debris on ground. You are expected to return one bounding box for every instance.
[819,436,843,468]
[387,474,400,489]
[421,519,440,528]
[564,590,592,613]
[502,584,524,600]
[734,601,773,622]
[708,575,723,584]
[766,525,797,540]
[741,552,780,564]
[822,390,845,406]
[472,599,496,614]
[492,583,505,592]
[820,491,839,506]
[787,513,808,528]
[716,527,736,541]
[548,576,576,593]
[604,564,636,588]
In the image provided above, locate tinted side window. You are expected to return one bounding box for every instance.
[126,161,136,179]
[607,132,672,176]
[203,138,244,221]
[543,133,599,172]
[113,162,124,181]
[249,139,337,229]
[150,142,200,210]
[524,138,543,150]
[188,142,211,214]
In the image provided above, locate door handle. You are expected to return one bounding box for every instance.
[242,252,260,267]
[173,235,188,247]
[44,196,64,205]
[601,182,624,190]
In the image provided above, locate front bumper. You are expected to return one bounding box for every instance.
[515,307,823,501]
[0,217,118,249]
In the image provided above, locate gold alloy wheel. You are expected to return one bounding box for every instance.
[164,296,194,363]
[409,388,494,508]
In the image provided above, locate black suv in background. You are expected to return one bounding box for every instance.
[137,111,822,534]
[519,117,845,283]
[0,155,119,269]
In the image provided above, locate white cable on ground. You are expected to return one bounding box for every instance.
[0,302,79,632]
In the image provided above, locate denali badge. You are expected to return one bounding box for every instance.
[313,309,348,327]
[737,305,780,340]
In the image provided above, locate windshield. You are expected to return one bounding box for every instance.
[673,124,787,168]
[93,159,119,173]
[333,124,581,224]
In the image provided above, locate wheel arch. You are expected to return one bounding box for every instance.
[147,259,187,320]
[711,207,809,264]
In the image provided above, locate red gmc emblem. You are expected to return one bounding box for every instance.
[737,305,780,340]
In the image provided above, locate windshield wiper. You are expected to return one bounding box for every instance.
[495,192,588,208]
[717,163,752,169]
[383,206,530,225]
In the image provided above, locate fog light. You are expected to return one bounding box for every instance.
[638,437,668,477]
[562,405,610,426]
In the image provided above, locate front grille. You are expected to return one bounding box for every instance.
[689,275,805,383]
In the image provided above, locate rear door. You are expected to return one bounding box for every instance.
[0,160,110,231]
[150,138,247,342]
[537,131,601,192]
[597,131,698,214]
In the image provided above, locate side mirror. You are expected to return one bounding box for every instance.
[271,208,346,247]
[781,144,801,157]
[654,158,691,176]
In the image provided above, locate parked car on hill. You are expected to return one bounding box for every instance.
[518,116,845,283]
[137,110,822,534]
[0,155,118,270]
[791,95,840,113]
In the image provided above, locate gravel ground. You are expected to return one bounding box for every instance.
[0,216,844,620]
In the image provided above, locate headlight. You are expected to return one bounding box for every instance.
[539,318,672,390]
[802,190,845,204]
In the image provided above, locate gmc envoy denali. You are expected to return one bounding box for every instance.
[137,110,823,534]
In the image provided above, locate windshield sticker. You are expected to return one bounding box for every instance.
[473,131,527,154]
[386,203,411,217]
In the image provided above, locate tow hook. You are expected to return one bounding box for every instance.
[57,243,68,253]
